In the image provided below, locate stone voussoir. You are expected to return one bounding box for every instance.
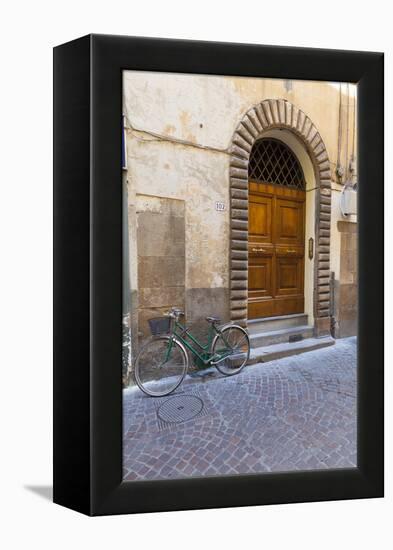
[230,144,249,159]
[233,133,252,153]
[278,99,286,124]
[318,237,330,246]
[230,167,248,180]
[302,117,313,139]
[231,188,248,200]
[230,299,247,310]
[231,249,248,260]
[232,210,248,221]
[261,101,274,125]
[297,111,306,133]
[310,132,322,149]
[269,99,280,124]
[230,308,247,320]
[319,169,331,180]
[231,198,248,210]
[230,280,247,291]
[231,219,248,231]
[243,115,259,138]
[230,177,248,190]
[231,239,248,251]
[247,109,263,134]
[230,156,249,170]
[231,260,248,270]
[318,160,331,172]
[237,124,254,145]
[230,290,248,300]
[284,101,292,126]
[255,103,268,128]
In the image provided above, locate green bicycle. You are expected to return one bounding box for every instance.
[134,307,250,397]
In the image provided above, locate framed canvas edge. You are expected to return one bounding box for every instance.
[53,34,92,516]
[53,34,384,517]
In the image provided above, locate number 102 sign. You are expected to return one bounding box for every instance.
[215,201,226,212]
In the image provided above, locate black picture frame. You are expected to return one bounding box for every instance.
[53,34,384,516]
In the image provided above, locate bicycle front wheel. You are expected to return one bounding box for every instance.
[212,325,250,376]
[134,336,188,397]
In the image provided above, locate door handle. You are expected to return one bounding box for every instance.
[252,247,266,253]
[285,249,297,254]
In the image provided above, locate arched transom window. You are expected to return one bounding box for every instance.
[248,138,306,190]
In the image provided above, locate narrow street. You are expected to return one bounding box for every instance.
[123,337,357,481]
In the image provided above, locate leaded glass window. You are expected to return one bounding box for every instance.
[248,138,306,190]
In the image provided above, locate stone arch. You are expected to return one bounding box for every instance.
[229,99,332,336]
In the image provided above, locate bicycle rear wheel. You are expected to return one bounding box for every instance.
[134,336,188,397]
[212,325,250,376]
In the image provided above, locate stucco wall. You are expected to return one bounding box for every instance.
[123,71,357,349]
[334,221,358,338]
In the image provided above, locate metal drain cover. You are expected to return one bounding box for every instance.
[157,394,204,424]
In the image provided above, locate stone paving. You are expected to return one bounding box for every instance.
[123,337,357,481]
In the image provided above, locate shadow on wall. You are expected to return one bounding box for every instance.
[333,221,358,338]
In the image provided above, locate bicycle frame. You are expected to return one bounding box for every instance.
[169,319,234,366]
[134,311,250,398]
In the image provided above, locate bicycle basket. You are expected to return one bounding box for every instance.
[148,316,171,336]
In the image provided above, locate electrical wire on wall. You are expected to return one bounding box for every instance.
[339,86,357,217]
[336,83,344,182]
[345,83,350,182]
[350,89,357,189]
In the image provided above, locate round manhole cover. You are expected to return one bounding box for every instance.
[157,394,204,424]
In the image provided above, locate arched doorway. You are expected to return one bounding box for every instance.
[248,138,306,320]
[229,99,332,337]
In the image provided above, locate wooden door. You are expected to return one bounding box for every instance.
[248,181,305,319]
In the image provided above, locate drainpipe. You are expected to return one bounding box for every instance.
[122,116,132,383]
[330,271,337,338]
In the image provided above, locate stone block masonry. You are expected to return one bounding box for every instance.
[136,196,185,340]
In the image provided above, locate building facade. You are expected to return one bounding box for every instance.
[122,72,357,380]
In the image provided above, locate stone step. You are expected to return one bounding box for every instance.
[249,336,335,365]
[249,325,314,348]
[247,313,308,334]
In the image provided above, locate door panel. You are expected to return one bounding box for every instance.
[248,189,275,318]
[248,256,273,298]
[276,257,303,296]
[248,181,305,319]
[248,195,273,244]
[276,199,304,245]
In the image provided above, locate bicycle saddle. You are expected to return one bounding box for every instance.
[206,316,221,324]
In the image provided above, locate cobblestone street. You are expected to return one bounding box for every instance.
[123,337,357,481]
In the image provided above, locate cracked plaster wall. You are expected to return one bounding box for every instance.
[123,71,357,348]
